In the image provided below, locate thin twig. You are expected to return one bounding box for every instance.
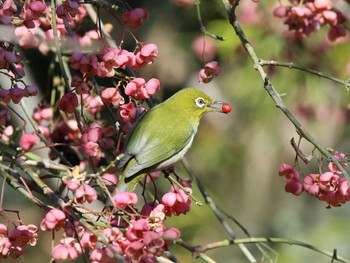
[259,59,350,91]
[19,100,72,166]
[51,0,71,92]
[216,206,252,238]
[195,0,225,41]
[0,170,46,208]
[19,164,67,208]
[84,4,119,48]
[167,174,202,206]
[290,137,313,164]
[181,157,257,262]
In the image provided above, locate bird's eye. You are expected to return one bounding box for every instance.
[195,97,206,108]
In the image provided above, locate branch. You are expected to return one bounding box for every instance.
[0,168,46,209]
[50,0,72,92]
[18,163,68,208]
[181,158,257,262]
[177,237,350,263]
[222,1,350,183]
[195,0,225,41]
[259,59,350,91]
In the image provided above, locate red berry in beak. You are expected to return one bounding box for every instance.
[222,103,232,113]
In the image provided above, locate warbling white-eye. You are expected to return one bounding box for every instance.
[116,87,231,192]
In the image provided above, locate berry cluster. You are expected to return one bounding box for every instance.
[0,224,38,259]
[37,190,185,262]
[279,153,350,208]
[273,0,347,41]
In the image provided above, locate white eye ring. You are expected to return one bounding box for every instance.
[195,97,206,108]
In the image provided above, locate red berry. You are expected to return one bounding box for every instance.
[222,103,232,113]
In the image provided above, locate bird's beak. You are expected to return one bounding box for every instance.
[207,101,227,113]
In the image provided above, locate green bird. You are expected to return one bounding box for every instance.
[116,87,231,192]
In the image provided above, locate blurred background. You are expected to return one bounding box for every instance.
[3,0,350,262]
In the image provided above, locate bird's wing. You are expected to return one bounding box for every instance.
[135,128,194,171]
[115,112,150,169]
[124,126,195,178]
[120,103,195,178]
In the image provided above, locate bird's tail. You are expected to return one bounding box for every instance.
[116,173,146,192]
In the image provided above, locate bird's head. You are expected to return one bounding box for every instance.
[168,87,231,119]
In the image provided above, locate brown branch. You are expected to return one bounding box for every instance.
[221,0,350,183]
[259,59,350,91]
[290,137,313,164]
[177,237,350,263]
